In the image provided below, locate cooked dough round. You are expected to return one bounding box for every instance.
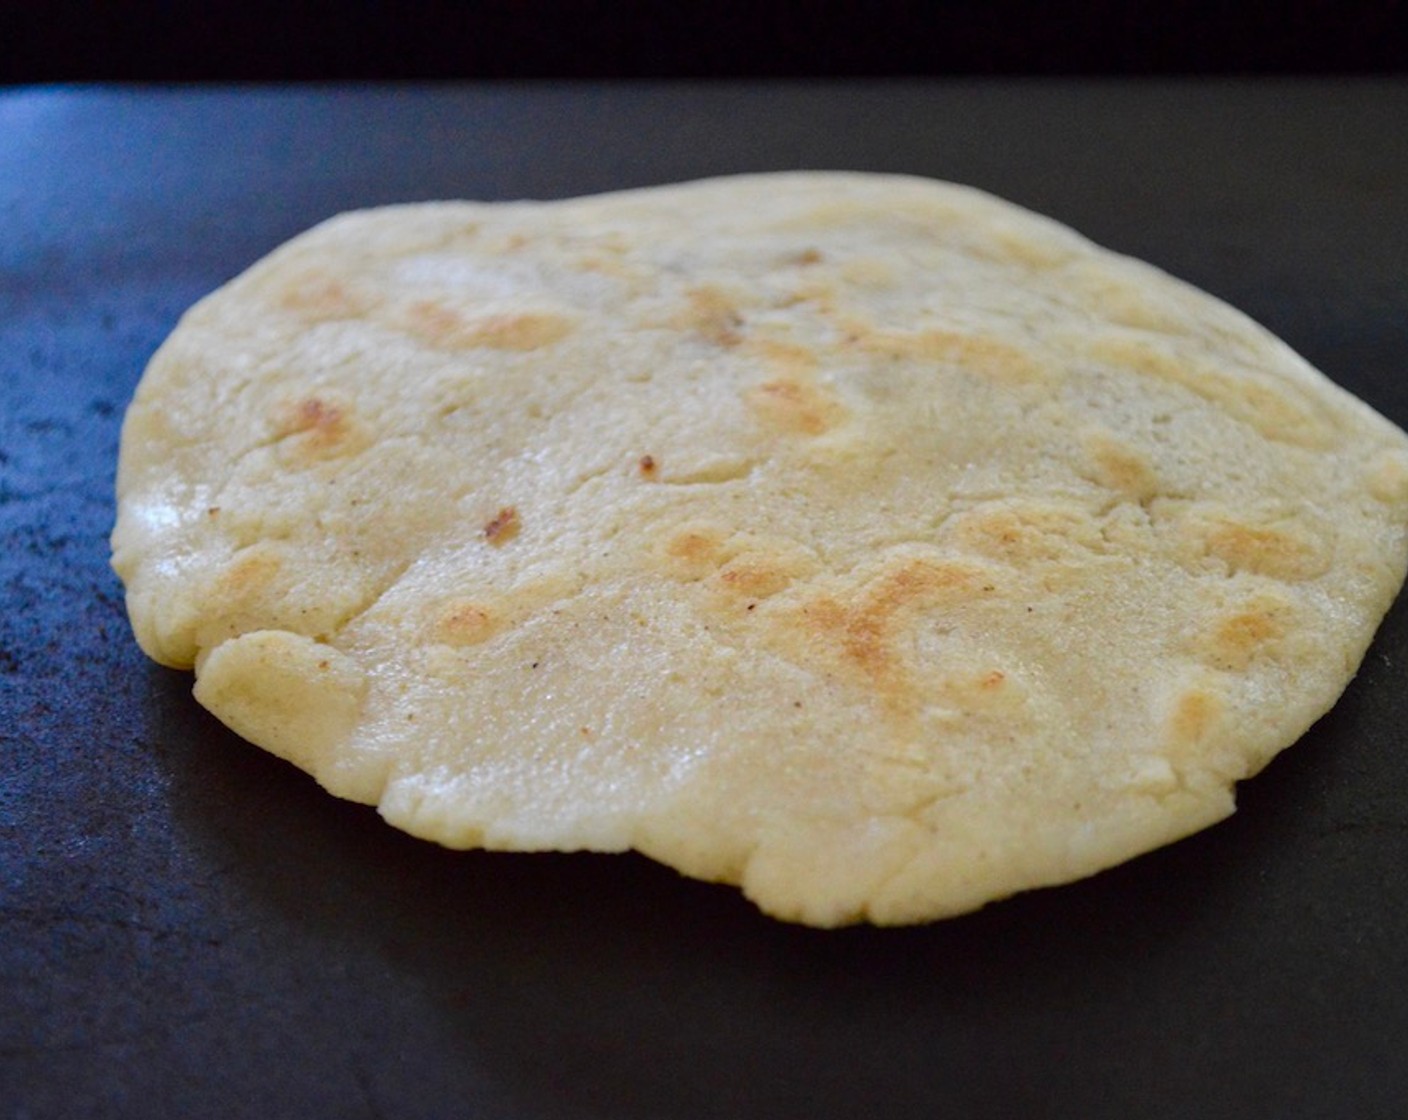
[112,173,1408,925]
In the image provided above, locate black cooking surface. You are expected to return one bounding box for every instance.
[3,81,1407,1118]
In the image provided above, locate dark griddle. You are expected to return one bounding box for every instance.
[3,81,1407,1119]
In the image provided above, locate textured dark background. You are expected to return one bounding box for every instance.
[3,0,1408,83]
[4,80,1408,1118]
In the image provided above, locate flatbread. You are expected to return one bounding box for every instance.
[112,172,1408,926]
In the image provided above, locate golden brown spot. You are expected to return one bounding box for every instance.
[678,286,744,347]
[1168,688,1223,747]
[472,312,575,351]
[274,395,339,436]
[668,531,721,563]
[979,670,1006,690]
[1105,297,1169,332]
[875,556,977,606]
[299,397,338,427]
[278,272,365,321]
[745,378,846,436]
[1199,600,1289,672]
[985,229,1074,270]
[218,543,283,597]
[1058,260,1190,331]
[483,506,520,546]
[1080,429,1159,502]
[751,338,820,376]
[196,543,297,648]
[638,454,658,478]
[402,301,574,351]
[918,330,1045,384]
[658,527,820,598]
[194,542,372,654]
[1199,519,1328,582]
[432,600,499,647]
[791,556,989,714]
[950,501,1106,566]
[1097,285,1177,332]
[715,556,797,600]
[789,248,824,266]
[849,322,1045,385]
[402,299,462,344]
[270,395,365,464]
[662,527,727,578]
[1367,449,1408,504]
[1218,611,1280,647]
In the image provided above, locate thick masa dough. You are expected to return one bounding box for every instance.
[112,172,1408,926]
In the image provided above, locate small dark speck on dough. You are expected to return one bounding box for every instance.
[484,506,520,545]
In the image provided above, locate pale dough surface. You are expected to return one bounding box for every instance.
[113,173,1408,925]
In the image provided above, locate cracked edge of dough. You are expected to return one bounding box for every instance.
[192,630,382,804]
